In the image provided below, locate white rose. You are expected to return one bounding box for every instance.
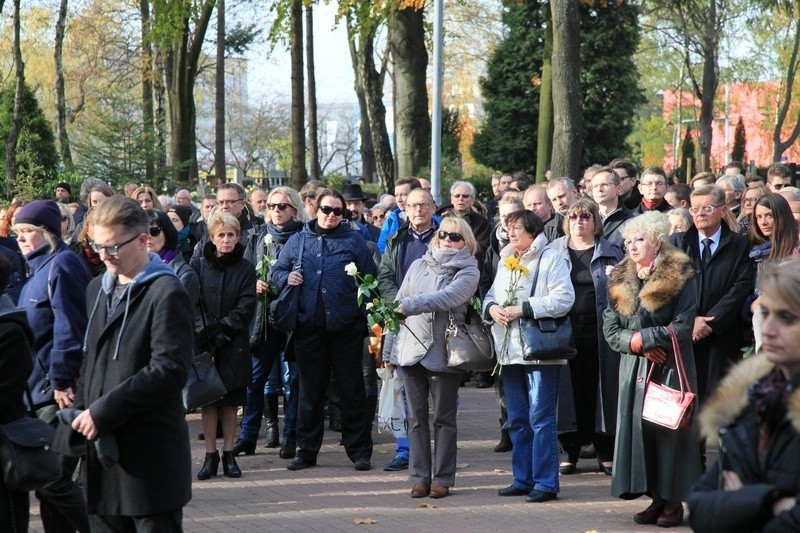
[264,234,273,246]
[344,262,358,277]
[365,302,374,310]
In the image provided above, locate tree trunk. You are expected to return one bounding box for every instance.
[550,0,582,181]
[305,2,320,181]
[773,9,800,162]
[290,0,308,189]
[6,0,24,198]
[215,0,226,183]
[346,15,376,183]
[697,0,718,171]
[163,0,214,184]
[391,6,430,179]
[153,45,167,175]
[535,4,553,183]
[54,0,72,168]
[139,0,155,182]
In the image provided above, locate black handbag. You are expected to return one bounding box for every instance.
[269,234,305,333]
[446,308,496,372]
[0,387,61,492]
[183,262,228,410]
[519,249,577,361]
[183,351,227,410]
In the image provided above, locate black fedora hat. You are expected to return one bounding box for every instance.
[341,182,367,201]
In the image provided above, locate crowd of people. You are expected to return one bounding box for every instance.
[2,159,800,530]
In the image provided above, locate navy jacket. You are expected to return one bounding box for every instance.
[19,242,91,407]
[271,220,377,332]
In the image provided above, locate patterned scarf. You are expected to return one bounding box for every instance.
[748,366,800,454]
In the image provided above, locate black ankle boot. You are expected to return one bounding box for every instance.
[279,439,296,459]
[221,451,242,478]
[197,451,220,480]
[264,394,280,448]
[494,427,512,452]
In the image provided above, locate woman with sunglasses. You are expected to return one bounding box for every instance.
[191,211,256,480]
[483,210,575,503]
[235,187,306,459]
[271,188,377,471]
[146,209,198,305]
[550,199,622,476]
[390,217,479,499]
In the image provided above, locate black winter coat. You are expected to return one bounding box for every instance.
[78,257,193,516]
[192,242,256,393]
[0,295,33,423]
[688,356,800,532]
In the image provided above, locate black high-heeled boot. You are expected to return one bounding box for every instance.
[221,451,242,478]
[264,394,280,448]
[197,451,220,480]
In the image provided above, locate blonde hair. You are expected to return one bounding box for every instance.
[268,186,307,222]
[760,259,800,316]
[207,211,241,237]
[132,186,163,211]
[620,211,671,245]
[58,203,75,241]
[429,216,478,255]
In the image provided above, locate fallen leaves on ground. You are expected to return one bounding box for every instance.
[354,517,377,525]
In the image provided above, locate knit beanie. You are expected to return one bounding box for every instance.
[56,182,72,195]
[15,200,63,236]
[169,205,192,228]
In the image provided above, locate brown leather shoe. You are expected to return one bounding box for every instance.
[410,484,431,498]
[430,485,449,499]
[656,504,684,528]
[633,501,665,525]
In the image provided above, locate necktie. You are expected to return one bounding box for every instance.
[701,238,712,265]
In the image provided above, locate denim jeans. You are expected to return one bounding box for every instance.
[502,363,560,494]
[240,327,297,442]
[393,366,409,459]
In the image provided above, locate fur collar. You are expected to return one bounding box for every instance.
[700,355,800,444]
[608,245,694,316]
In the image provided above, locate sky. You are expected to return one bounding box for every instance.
[243,2,358,105]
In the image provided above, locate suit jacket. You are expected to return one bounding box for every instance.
[601,203,636,249]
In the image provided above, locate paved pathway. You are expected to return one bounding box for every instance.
[31,383,698,532]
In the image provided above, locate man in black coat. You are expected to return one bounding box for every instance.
[591,167,635,249]
[669,185,753,403]
[72,196,193,531]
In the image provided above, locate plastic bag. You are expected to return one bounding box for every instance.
[376,367,407,439]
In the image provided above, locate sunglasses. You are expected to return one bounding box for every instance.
[267,203,290,211]
[372,214,385,220]
[452,193,472,199]
[149,226,163,237]
[319,206,344,216]
[438,230,464,242]
[568,212,593,221]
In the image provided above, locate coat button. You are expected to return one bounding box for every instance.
[317,270,321,274]
[322,288,327,293]
[637,377,643,383]
[317,253,321,257]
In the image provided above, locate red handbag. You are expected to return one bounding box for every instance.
[641,325,697,431]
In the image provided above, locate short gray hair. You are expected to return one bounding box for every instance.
[546,177,576,192]
[450,180,476,197]
[691,185,726,206]
[620,211,671,245]
[716,174,745,194]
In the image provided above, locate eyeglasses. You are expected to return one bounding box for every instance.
[371,214,385,220]
[689,204,724,215]
[640,181,666,188]
[267,203,290,211]
[743,197,759,205]
[452,194,472,199]
[90,233,139,256]
[438,230,464,242]
[568,212,593,221]
[217,199,243,206]
[772,183,789,190]
[406,202,431,211]
[149,227,163,237]
[319,206,344,216]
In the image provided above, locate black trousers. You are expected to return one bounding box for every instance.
[293,320,372,463]
[0,482,29,533]
[88,509,182,533]
[35,404,90,533]
[558,329,614,462]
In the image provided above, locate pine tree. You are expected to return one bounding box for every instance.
[731,116,746,165]
[0,81,58,199]
[471,0,643,174]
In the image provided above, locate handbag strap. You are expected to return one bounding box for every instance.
[644,325,693,396]
[195,258,214,354]
[527,248,548,297]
